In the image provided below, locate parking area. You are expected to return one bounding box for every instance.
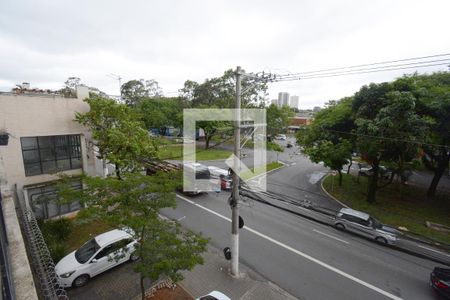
[67,261,150,300]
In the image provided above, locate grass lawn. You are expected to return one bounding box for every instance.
[323,173,450,244]
[240,161,284,180]
[157,144,231,161]
[65,218,113,252]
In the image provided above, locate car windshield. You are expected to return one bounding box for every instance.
[75,238,101,264]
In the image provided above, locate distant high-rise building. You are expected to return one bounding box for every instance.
[278,92,290,106]
[290,95,299,109]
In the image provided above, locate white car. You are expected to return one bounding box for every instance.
[197,291,231,300]
[55,229,138,288]
[207,166,229,179]
[275,134,287,140]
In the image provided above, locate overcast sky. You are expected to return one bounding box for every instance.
[1,0,449,108]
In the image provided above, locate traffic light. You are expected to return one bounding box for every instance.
[223,247,231,260]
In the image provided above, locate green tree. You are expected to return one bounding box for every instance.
[394,72,450,197]
[266,104,294,136]
[297,97,355,186]
[61,172,207,300]
[121,79,163,107]
[137,97,185,131]
[75,95,157,178]
[180,69,268,108]
[354,87,426,202]
[60,76,82,97]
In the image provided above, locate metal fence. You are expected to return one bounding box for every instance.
[16,198,68,300]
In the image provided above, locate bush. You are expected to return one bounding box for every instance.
[38,218,73,262]
[40,218,72,241]
[47,240,69,263]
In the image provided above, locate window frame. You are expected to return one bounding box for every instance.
[21,134,82,176]
[27,179,83,219]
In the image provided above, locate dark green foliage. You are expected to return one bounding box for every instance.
[75,95,158,176]
[38,218,73,262]
[266,104,294,136]
[180,69,268,108]
[58,171,207,300]
[121,79,162,107]
[299,71,450,201]
[297,97,355,186]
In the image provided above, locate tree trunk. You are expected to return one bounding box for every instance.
[367,164,379,203]
[140,275,145,300]
[115,163,122,180]
[205,134,211,149]
[338,170,343,186]
[346,160,352,174]
[427,162,448,197]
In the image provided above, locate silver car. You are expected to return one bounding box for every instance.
[334,208,398,245]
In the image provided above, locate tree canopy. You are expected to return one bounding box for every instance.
[180,69,268,108]
[75,95,157,177]
[297,97,354,186]
[121,79,163,107]
[298,71,450,202]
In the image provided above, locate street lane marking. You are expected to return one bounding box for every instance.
[417,244,450,257]
[177,216,186,221]
[176,194,403,300]
[313,229,349,244]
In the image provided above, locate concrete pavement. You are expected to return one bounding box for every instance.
[181,246,297,300]
[68,241,297,300]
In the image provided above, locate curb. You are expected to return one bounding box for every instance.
[320,173,348,208]
[245,162,286,181]
[178,283,196,299]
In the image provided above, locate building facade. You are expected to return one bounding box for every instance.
[289,95,299,109]
[287,116,312,133]
[0,86,98,219]
[277,92,290,106]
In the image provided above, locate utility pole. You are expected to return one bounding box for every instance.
[107,73,123,101]
[231,66,242,277]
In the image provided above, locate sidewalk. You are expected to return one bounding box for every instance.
[68,244,298,300]
[181,246,297,300]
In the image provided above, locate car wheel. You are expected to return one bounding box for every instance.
[375,237,388,244]
[72,274,90,288]
[130,251,139,262]
[335,223,345,230]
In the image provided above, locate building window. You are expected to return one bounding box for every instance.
[21,135,82,176]
[27,180,83,219]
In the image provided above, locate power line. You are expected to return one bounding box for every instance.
[277,59,450,80]
[274,62,450,82]
[276,53,450,78]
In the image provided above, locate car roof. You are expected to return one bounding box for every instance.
[339,208,370,221]
[200,291,231,300]
[184,162,209,170]
[94,229,132,247]
[208,166,228,173]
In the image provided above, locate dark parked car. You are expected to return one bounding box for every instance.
[358,165,391,180]
[430,267,450,299]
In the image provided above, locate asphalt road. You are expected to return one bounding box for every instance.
[67,138,448,300]
[161,191,444,300]
[161,139,447,300]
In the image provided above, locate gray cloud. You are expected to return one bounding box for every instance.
[1,0,449,108]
